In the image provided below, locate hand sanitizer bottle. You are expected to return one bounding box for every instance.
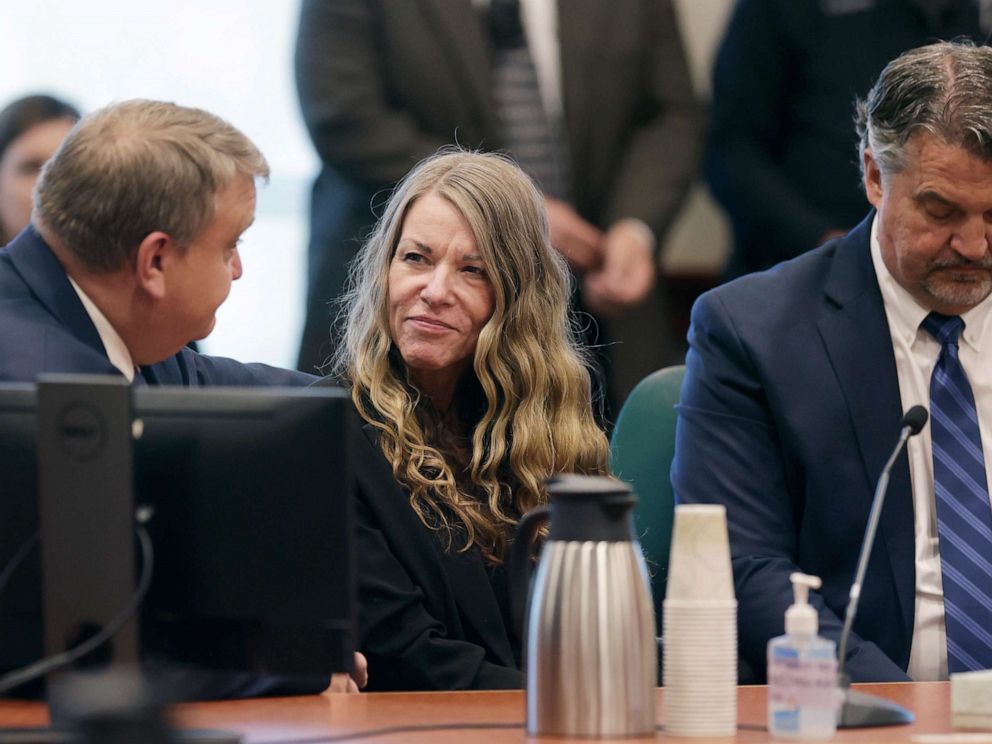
[768,572,839,740]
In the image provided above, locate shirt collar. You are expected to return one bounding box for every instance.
[66,276,136,382]
[869,215,992,352]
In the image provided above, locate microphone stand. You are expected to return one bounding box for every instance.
[836,410,926,728]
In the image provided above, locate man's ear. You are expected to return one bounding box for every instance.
[134,231,174,300]
[863,148,884,208]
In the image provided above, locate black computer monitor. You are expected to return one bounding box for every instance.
[0,378,353,698]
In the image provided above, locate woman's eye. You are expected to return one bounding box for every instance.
[402,251,425,263]
[463,265,486,276]
[16,159,45,177]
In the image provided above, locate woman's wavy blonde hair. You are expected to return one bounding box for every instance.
[332,149,609,563]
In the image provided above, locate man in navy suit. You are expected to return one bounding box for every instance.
[0,99,378,698]
[0,98,310,388]
[673,42,992,682]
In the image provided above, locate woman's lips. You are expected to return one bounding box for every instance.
[408,316,455,332]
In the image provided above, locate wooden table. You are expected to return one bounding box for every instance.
[0,683,960,743]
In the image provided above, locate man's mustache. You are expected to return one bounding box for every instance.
[930,254,992,271]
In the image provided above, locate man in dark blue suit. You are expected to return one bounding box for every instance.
[674,42,992,683]
[0,98,311,388]
[0,99,375,698]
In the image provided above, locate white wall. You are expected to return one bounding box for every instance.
[0,0,316,366]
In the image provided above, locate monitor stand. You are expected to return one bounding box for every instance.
[0,669,243,743]
[36,376,139,671]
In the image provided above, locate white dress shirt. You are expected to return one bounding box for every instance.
[870,216,992,680]
[67,276,135,382]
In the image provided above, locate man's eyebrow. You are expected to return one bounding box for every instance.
[916,190,958,207]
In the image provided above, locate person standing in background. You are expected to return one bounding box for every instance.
[706,0,985,278]
[294,0,701,414]
[0,94,79,246]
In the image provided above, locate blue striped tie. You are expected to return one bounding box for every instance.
[922,312,992,673]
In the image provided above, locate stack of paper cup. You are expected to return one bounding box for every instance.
[663,504,737,737]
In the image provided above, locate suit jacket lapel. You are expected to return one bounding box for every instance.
[5,227,106,359]
[816,214,915,648]
[417,0,494,133]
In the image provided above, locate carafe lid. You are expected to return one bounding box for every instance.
[547,474,634,497]
[545,474,636,542]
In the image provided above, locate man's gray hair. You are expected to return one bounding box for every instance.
[34,99,268,271]
[856,41,992,179]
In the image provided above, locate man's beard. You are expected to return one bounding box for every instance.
[921,254,992,310]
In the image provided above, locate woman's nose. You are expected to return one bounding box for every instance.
[420,266,454,304]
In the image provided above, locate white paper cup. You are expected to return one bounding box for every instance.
[662,592,738,737]
[666,504,734,602]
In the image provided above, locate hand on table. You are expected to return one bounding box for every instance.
[325,652,368,694]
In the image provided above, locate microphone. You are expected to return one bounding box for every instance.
[901,406,929,436]
[836,405,927,728]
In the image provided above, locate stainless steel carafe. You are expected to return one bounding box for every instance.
[510,474,657,738]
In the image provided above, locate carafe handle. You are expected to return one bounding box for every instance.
[509,504,550,640]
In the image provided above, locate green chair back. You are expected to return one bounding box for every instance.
[609,364,685,633]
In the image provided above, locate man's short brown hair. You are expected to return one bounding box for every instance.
[34,99,268,271]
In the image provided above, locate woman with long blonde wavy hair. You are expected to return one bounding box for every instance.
[333,150,608,691]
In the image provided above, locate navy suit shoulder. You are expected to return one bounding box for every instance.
[0,228,317,388]
[346,407,523,691]
[147,349,316,387]
[673,214,914,682]
[0,231,121,380]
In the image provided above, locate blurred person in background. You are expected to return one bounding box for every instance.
[706,0,985,278]
[294,0,701,415]
[0,94,80,246]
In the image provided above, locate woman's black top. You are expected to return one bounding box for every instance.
[348,412,524,691]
